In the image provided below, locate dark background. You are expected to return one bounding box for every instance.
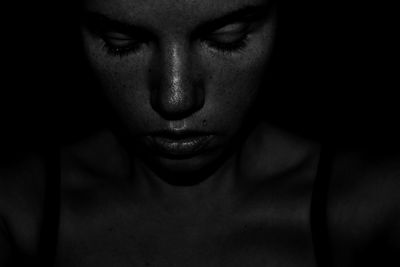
[1,0,399,162]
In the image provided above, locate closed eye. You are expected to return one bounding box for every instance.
[95,31,143,56]
[200,20,264,54]
[82,12,151,56]
[103,32,138,46]
[205,22,249,44]
[192,5,273,54]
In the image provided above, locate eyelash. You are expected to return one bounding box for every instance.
[101,34,250,57]
[102,41,142,57]
[204,34,249,54]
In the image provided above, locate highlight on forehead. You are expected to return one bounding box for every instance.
[82,0,276,29]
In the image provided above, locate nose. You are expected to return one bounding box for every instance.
[150,43,204,120]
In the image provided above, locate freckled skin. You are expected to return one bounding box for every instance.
[81,0,276,176]
[1,1,399,267]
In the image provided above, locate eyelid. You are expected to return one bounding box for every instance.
[204,22,251,46]
[101,31,139,49]
[85,20,151,43]
[101,30,149,50]
[101,31,143,54]
[212,23,248,34]
[103,31,135,40]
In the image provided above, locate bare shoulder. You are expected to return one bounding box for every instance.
[328,149,400,266]
[0,153,47,263]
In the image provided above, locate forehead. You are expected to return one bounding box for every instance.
[83,0,272,29]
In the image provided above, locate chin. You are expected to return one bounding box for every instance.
[142,149,227,186]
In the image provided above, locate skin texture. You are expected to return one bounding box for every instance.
[0,0,399,266]
[80,0,276,180]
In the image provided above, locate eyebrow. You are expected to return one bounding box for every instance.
[82,2,275,35]
[195,3,275,35]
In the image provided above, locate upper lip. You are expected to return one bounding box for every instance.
[149,130,211,140]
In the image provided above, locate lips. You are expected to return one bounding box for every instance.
[145,131,213,158]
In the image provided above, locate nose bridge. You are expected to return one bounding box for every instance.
[151,42,204,119]
[169,44,186,106]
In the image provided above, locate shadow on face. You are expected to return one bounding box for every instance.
[71,0,278,180]
[58,0,399,181]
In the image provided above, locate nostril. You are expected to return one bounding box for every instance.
[152,86,203,120]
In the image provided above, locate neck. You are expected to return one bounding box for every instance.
[128,142,240,209]
[63,122,320,209]
[126,121,320,206]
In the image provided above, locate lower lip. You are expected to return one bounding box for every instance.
[148,135,212,157]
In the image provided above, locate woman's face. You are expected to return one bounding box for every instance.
[81,0,276,175]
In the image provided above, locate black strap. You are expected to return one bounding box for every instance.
[310,145,333,267]
[34,142,332,267]
[37,148,60,267]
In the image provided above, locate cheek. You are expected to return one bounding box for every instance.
[84,42,151,129]
[203,48,271,130]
